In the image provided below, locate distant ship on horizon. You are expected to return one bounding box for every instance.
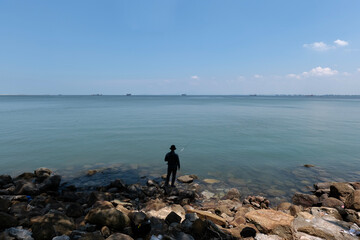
[126,93,132,96]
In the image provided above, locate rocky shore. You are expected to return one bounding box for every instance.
[1,168,360,240]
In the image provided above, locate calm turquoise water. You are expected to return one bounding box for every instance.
[1,95,360,201]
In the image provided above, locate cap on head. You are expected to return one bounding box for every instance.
[170,145,176,150]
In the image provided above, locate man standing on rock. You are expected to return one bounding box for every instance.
[164,145,180,187]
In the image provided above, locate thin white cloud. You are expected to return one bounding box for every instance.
[303,42,332,51]
[357,68,360,72]
[304,39,349,51]
[190,75,199,79]
[334,39,349,47]
[286,74,301,79]
[254,74,263,78]
[302,67,338,77]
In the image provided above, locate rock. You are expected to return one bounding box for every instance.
[7,227,33,240]
[277,202,292,211]
[240,226,256,238]
[105,233,134,240]
[293,214,357,240]
[39,175,61,192]
[87,170,98,176]
[100,226,111,238]
[292,192,319,207]
[344,209,360,225]
[15,172,35,181]
[88,191,112,206]
[66,202,84,218]
[0,212,18,230]
[304,164,315,168]
[0,175,13,187]
[32,222,56,240]
[310,207,342,221]
[53,235,70,240]
[173,232,195,240]
[0,197,11,212]
[245,209,294,239]
[14,181,39,195]
[186,209,226,226]
[289,204,302,216]
[191,219,207,236]
[85,208,130,230]
[177,175,194,183]
[31,212,75,236]
[78,232,105,240]
[330,182,355,201]
[203,179,220,184]
[255,233,284,239]
[165,211,182,225]
[345,190,360,210]
[145,198,167,211]
[128,211,151,237]
[34,168,52,181]
[201,190,214,199]
[321,197,344,208]
[314,182,333,190]
[223,188,241,200]
[108,179,126,190]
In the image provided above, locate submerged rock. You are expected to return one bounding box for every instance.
[177,175,194,184]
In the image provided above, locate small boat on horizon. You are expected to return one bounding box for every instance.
[126,93,132,96]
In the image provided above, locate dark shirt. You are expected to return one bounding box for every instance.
[165,151,180,169]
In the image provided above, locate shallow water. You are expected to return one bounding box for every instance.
[1,95,360,202]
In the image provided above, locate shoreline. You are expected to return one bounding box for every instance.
[1,168,360,239]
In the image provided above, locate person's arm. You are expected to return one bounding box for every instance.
[177,155,180,170]
[164,153,168,162]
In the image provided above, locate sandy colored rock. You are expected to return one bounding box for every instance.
[292,193,318,207]
[245,209,294,239]
[345,190,360,210]
[85,208,130,230]
[177,175,194,183]
[310,207,342,220]
[203,178,220,184]
[186,208,227,226]
[330,182,354,201]
[321,197,344,208]
[223,188,241,200]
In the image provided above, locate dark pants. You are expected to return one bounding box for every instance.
[166,167,177,186]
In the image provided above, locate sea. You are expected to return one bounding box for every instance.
[1,95,359,203]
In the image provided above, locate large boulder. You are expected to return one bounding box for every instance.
[14,181,39,195]
[292,193,318,207]
[330,183,355,201]
[0,175,13,187]
[293,214,357,240]
[345,190,360,211]
[65,202,84,218]
[85,208,130,230]
[321,197,344,208]
[245,209,294,239]
[0,197,11,212]
[34,168,52,182]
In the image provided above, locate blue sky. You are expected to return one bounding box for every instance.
[0,1,359,95]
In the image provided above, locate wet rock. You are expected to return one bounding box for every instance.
[330,182,355,201]
[304,164,315,168]
[177,175,194,184]
[108,179,126,191]
[105,233,134,240]
[344,209,360,225]
[321,197,344,208]
[165,211,182,225]
[289,204,302,217]
[203,179,220,184]
[66,202,84,218]
[38,175,61,192]
[200,190,214,199]
[292,192,319,207]
[191,219,207,236]
[0,212,18,230]
[87,170,97,176]
[223,188,241,200]
[85,207,130,230]
[314,182,333,190]
[146,179,158,187]
[88,192,112,206]
[277,202,292,211]
[245,209,294,239]
[172,232,194,240]
[345,190,360,211]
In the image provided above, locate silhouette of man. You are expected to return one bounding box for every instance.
[164,145,180,187]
